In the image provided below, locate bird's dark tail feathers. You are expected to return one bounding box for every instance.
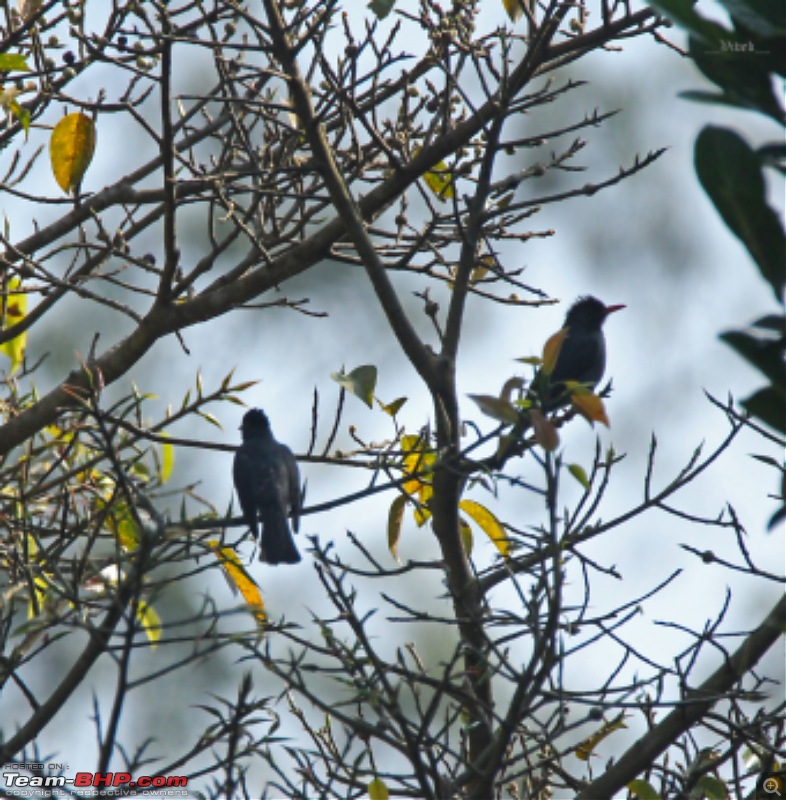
[258,504,301,565]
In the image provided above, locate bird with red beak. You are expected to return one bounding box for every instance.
[534,296,625,411]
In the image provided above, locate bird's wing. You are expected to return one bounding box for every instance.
[233,446,259,531]
[551,331,606,387]
[281,443,301,533]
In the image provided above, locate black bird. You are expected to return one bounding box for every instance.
[233,408,302,565]
[534,296,625,410]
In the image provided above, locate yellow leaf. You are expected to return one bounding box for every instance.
[401,434,435,494]
[209,541,266,625]
[136,600,161,648]
[0,277,27,374]
[412,148,455,201]
[501,0,526,23]
[413,483,432,527]
[159,433,175,483]
[576,714,627,760]
[388,494,407,563]
[368,777,389,800]
[29,575,49,618]
[541,327,568,375]
[459,499,509,557]
[50,112,96,194]
[570,391,610,427]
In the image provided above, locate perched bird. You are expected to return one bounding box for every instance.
[233,408,302,565]
[534,295,625,410]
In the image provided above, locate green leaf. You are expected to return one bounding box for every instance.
[378,396,407,416]
[468,394,519,424]
[717,0,785,38]
[647,0,727,44]
[387,494,407,563]
[693,775,729,800]
[367,0,395,19]
[720,325,785,385]
[0,54,31,72]
[695,127,785,300]
[368,777,389,800]
[689,36,784,124]
[159,433,175,483]
[568,463,590,490]
[626,779,662,800]
[199,411,223,429]
[331,364,377,408]
[741,385,786,434]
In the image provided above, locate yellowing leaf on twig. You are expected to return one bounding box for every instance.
[414,148,455,201]
[209,541,266,626]
[159,433,175,483]
[502,0,526,23]
[378,396,407,416]
[576,714,627,761]
[0,277,27,374]
[50,112,96,194]
[135,600,162,647]
[568,388,610,427]
[459,499,510,557]
[368,777,389,800]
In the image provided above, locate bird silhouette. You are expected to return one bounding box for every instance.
[233,408,301,565]
[534,295,625,410]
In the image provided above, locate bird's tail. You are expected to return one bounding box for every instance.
[258,504,301,565]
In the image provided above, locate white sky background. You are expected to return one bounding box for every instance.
[2,0,783,790]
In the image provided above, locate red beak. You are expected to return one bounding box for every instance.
[603,304,626,316]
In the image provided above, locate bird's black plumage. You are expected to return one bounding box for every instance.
[233,409,301,565]
[538,296,625,410]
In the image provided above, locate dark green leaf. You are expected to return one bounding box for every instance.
[689,36,784,123]
[647,0,726,44]
[695,127,786,299]
[750,453,783,469]
[768,502,786,530]
[368,0,396,19]
[718,0,785,38]
[741,385,786,433]
[752,314,786,332]
[757,142,786,173]
[720,325,785,385]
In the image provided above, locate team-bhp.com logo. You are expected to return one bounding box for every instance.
[3,769,189,794]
